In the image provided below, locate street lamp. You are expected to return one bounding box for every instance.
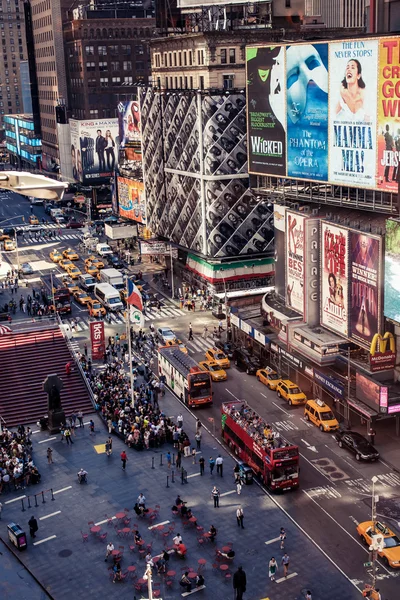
[0,172,67,200]
[219,267,228,317]
[143,562,162,600]
[367,475,382,592]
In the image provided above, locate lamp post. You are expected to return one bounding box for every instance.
[219,267,228,318]
[367,475,381,592]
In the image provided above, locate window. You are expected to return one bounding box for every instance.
[88,78,96,87]
[124,76,133,84]
[221,49,227,64]
[229,48,236,64]
[109,45,118,55]
[121,45,131,55]
[223,74,234,90]
[199,76,204,90]
[110,61,119,71]
[85,45,94,55]
[99,61,108,72]
[285,0,291,6]
[123,60,132,71]
[98,45,107,55]
[99,77,108,87]
[136,61,144,71]
[89,109,99,118]
[86,62,95,71]
[112,76,121,84]
[135,45,144,55]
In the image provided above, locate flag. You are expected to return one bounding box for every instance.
[127,279,143,311]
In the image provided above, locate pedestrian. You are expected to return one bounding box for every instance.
[216,454,223,476]
[84,342,88,357]
[209,456,215,474]
[268,557,278,582]
[105,439,112,457]
[177,413,183,429]
[89,419,95,434]
[195,419,202,434]
[305,592,312,600]
[211,485,220,507]
[233,566,247,600]
[281,553,290,577]
[280,527,286,549]
[28,515,38,538]
[166,451,172,468]
[121,450,128,470]
[64,428,74,445]
[105,541,114,561]
[195,431,201,450]
[199,456,205,476]
[176,450,182,469]
[188,323,193,341]
[202,325,208,339]
[77,410,84,427]
[192,447,196,464]
[218,319,223,333]
[47,447,53,464]
[137,493,146,508]
[236,481,242,495]
[180,572,191,593]
[0,501,2,520]
[236,506,244,529]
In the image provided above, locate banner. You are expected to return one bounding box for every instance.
[349,232,382,348]
[285,212,305,314]
[356,372,388,412]
[127,279,143,311]
[370,332,396,372]
[89,321,105,360]
[118,100,142,161]
[246,46,286,176]
[321,223,349,336]
[70,119,119,184]
[273,204,286,299]
[328,40,378,188]
[130,307,145,328]
[384,218,400,323]
[286,43,329,181]
[377,38,400,192]
[117,177,146,224]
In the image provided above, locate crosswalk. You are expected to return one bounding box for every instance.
[305,485,342,499]
[345,472,400,494]
[19,232,83,246]
[185,335,221,354]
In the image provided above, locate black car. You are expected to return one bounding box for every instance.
[107,254,124,269]
[334,430,380,461]
[215,341,236,359]
[233,348,260,375]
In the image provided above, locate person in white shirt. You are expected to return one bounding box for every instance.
[216,455,224,477]
[137,493,146,508]
[105,542,114,561]
[173,533,182,546]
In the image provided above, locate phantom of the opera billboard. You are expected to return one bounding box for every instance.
[246,37,400,192]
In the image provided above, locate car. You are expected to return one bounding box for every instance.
[85,255,104,269]
[256,367,282,391]
[233,348,260,375]
[2,227,19,237]
[276,380,307,405]
[62,248,79,261]
[3,238,15,251]
[334,430,380,461]
[164,338,188,354]
[215,340,236,359]
[304,399,339,432]
[199,360,227,381]
[73,289,91,305]
[79,274,96,291]
[61,279,80,294]
[157,327,176,344]
[30,197,44,205]
[87,298,106,317]
[85,264,100,277]
[204,348,230,369]
[29,215,39,225]
[104,215,119,223]
[55,216,66,225]
[66,220,84,229]
[45,203,54,215]
[20,262,34,275]
[66,265,82,279]
[50,250,63,263]
[356,521,400,568]
[59,258,74,271]
[107,254,124,268]
[143,292,163,308]
[0,232,11,242]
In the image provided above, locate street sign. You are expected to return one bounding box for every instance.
[364,561,372,567]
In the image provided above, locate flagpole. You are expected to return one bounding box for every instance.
[126,278,135,409]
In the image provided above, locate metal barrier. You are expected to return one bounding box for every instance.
[20,488,55,512]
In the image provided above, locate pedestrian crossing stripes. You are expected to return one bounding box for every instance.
[186,336,219,353]
[144,305,185,321]
[345,472,400,494]
[19,233,83,245]
[305,485,342,499]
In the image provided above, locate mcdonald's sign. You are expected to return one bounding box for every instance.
[369,332,396,372]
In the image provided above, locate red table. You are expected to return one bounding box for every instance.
[188,571,197,579]
[111,549,122,559]
[115,512,126,520]
[189,517,197,524]
[152,556,160,563]
[222,546,231,553]
[127,565,136,573]
[198,559,207,567]
[138,578,146,585]
[122,528,131,536]
[136,540,145,546]
[220,564,229,572]
[90,526,101,534]
[167,570,176,578]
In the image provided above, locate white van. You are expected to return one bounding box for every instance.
[50,208,63,220]
[94,283,123,311]
[96,243,113,257]
[100,268,124,290]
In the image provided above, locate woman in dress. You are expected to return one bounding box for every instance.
[269,556,278,582]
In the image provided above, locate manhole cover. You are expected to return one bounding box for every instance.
[58,549,72,558]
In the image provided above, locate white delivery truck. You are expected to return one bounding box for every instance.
[94,283,124,311]
[99,268,124,290]
[96,243,113,257]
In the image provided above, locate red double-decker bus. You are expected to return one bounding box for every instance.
[221,400,299,492]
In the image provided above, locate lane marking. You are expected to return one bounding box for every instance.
[53,486,72,495]
[220,490,236,497]
[225,388,242,402]
[187,473,201,479]
[95,516,116,526]
[264,536,280,545]
[38,437,56,444]
[276,572,298,584]
[33,535,57,546]
[5,495,26,505]
[148,520,170,530]
[32,430,40,434]
[39,511,61,521]
[272,402,291,417]
[260,393,268,398]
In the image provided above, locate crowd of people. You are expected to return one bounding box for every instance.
[228,402,289,451]
[0,424,41,495]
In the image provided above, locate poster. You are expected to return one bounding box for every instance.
[70,119,119,184]
[273,204,286,299]
[377,38,400,192]
[90,321,105,360]
[246,46,286,176]
[285,212,305,314]
[118,100,142,161]
[286,43,329,181]
[117,177,146,224]
[329,40,378,188]
[384,218,400,323]
[321,223,349,336]
[349,232,382,348]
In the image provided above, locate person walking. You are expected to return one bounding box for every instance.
[64,428,74,445]
[268,557,278,582]
[188,323,193,341]
[202,325,208,339]
[233,566,247,600]
[105,541,114,561]
[89,419,95,435]
[191,447,197,464]
[176,450,182,470]
[84,342,88,357]
[105,438,112,457]
[77,410,84,428]
[236,506,244,529]
[281,552,290,577]
[166,451,172,468]
[47,448,53,464]
[209,456,215,475]
[177,414,183,429]
[236,481,242,495]
[199,456,205,476]
[195,431,201,450]
[120,450,128,470]
[211,485,220,508]
[216,455,223,477]
[280,527,286,549]
[28,515,38,538]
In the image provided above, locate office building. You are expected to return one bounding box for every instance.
[4,113,41,169]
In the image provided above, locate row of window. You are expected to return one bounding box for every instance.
[81,27,152,40]
[83,44,144,57]
[159,73,234,90]
[153,48,204,69]
[84,60,145,73]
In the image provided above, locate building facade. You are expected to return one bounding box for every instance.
[4,113,41,169]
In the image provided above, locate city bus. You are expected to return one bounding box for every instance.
[158,346,213,408]
[221,400,299,492]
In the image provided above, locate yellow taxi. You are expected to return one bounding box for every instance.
[0,232,11,242]
[85,255,104,269]
[50,249,63,263]
[85,263,100,277]
[357,521,400,569]
[256,367,282,391]
[87,298,106,317]
[59,258,73,271]
[276,380,307,406]
[73,289,91,306]
[199,360,227,382]
[66,265,82,279]
[61,279,80,294]
[62,248,79,261]
[4,238,16,251]
[29,215,39,225]
[304,398,339,432]
[205,347,230,369]
[165,338,188,354]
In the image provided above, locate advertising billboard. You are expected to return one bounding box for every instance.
[118,100,142,162]
[287,43,329,181]
[349,232,382,348]
[285,211,305,314]
[273,204,286,299]
[328,39,378,188]
[321,223,349,336]
[105,222,138,240]
[384,218,400,322]
[70,119,119,184]
[90,321,105,360]
[246,46,286,176]
[117,177,146,224]
[356,372,388,413]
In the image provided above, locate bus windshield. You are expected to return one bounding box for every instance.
[271,464,298,482]
[189,373,211,399]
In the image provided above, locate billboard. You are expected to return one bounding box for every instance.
[321,223,349,336]
[356,372,389,413]
[140,241,178,256]
[118,100,142,162]
[70,119,119,184]
[105,222,137,240]
[285,212,305,314]
[384,218,400,322]
[273,204,286,299]
[90,321,105,360]
[349,232,382,348]
[117,177,146,224]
